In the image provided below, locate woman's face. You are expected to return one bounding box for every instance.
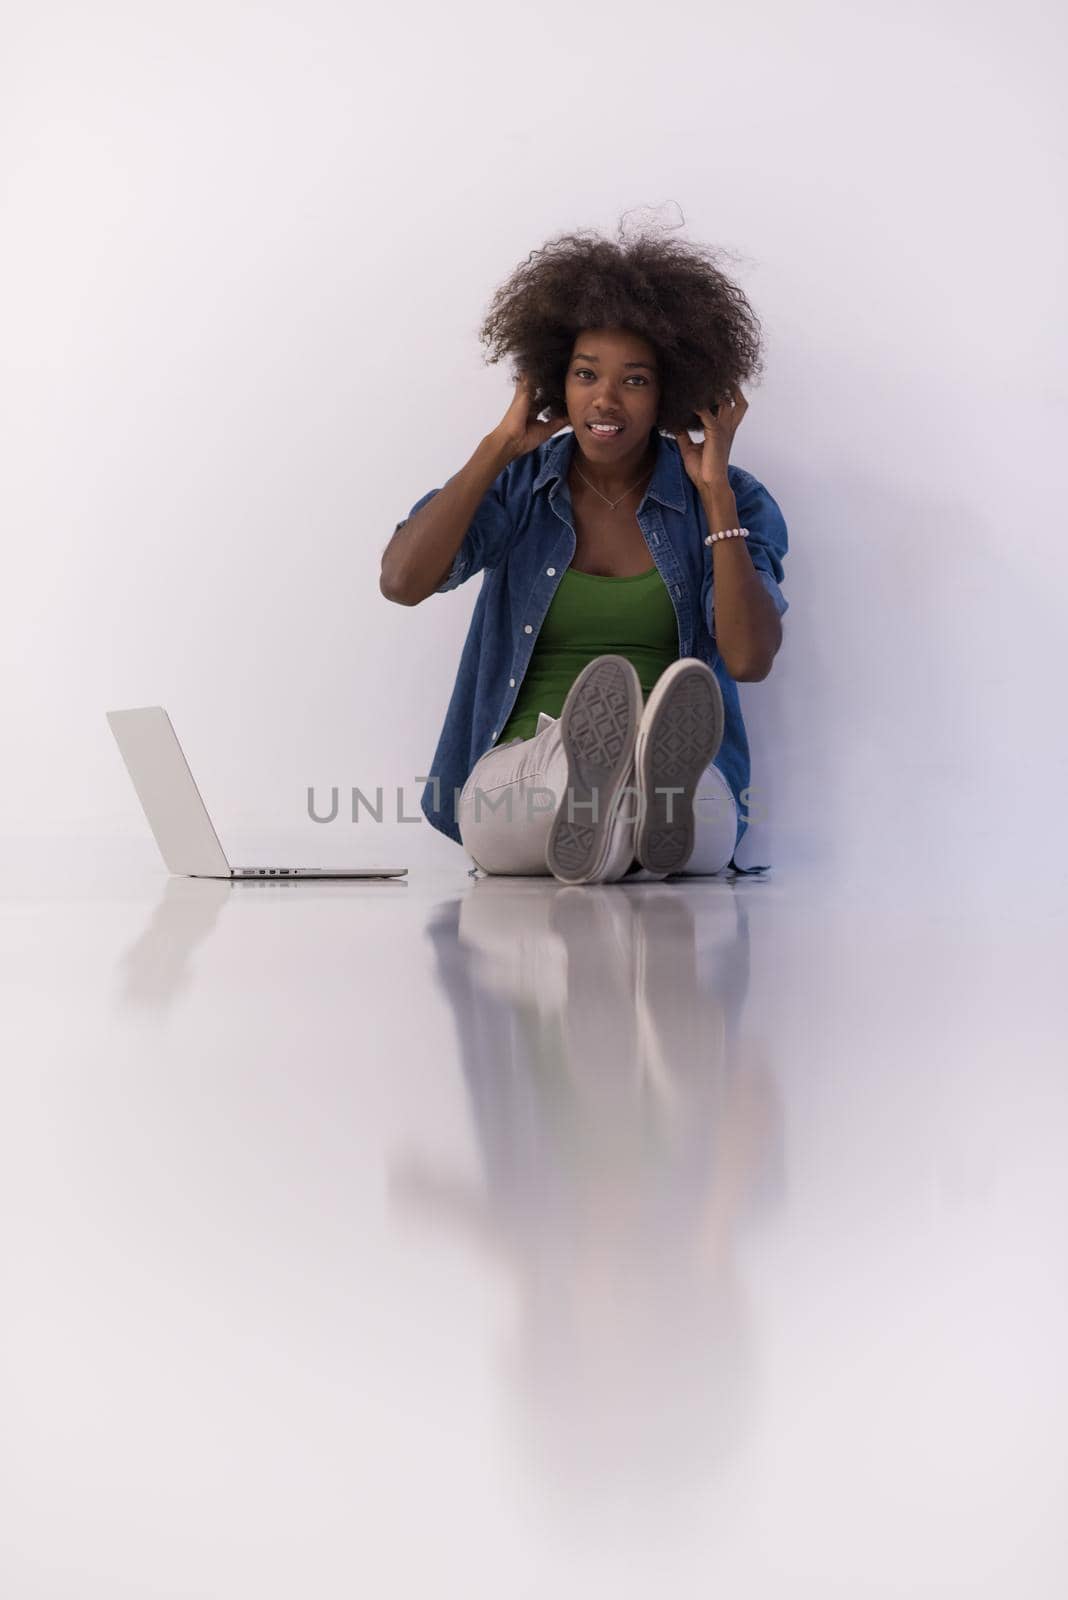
[564,327,661,455]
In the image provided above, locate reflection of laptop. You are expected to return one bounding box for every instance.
[107,706,407,880]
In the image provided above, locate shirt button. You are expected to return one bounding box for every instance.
[546,566,556,576]
[509,677,515,687]
[524,624,533,634]
[491,730,497,740]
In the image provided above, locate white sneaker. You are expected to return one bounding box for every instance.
[544,655,642,885]
[633,658,724,874]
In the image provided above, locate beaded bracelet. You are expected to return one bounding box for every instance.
[704,526,750,545]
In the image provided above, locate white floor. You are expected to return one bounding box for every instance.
[2,845,1066,1598]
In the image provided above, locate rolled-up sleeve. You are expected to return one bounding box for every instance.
[701,468,790,634]
[393,463,517,596]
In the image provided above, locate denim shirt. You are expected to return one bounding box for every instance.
[396,427,789,865]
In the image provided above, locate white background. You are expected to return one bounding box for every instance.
[2,0,1065,885]
[3,11,1068,1595]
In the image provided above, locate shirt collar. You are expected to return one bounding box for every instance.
[532,427,687,514]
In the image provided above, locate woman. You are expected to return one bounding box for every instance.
[380,219,790,884]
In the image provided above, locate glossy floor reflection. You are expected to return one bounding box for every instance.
[1,850,1065,1597]
[408,879,770,1515]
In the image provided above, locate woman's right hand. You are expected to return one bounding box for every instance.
[488,374,566,462]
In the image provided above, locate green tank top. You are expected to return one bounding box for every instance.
[497,562,679,744]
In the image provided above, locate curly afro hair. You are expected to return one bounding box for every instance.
[477,205,766,436]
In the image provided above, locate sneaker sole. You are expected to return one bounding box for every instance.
[634,661,724,874]
[545,655,642,884]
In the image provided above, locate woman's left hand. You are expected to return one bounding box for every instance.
[674,383,748,490]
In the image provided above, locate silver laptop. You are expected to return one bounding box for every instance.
[107,706,407,880]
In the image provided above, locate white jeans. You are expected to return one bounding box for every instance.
[458,712,738,879]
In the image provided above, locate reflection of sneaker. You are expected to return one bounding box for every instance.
[545,655,642,885]
[634,658,724,874]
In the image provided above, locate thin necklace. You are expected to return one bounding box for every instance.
[572,459,654,510]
